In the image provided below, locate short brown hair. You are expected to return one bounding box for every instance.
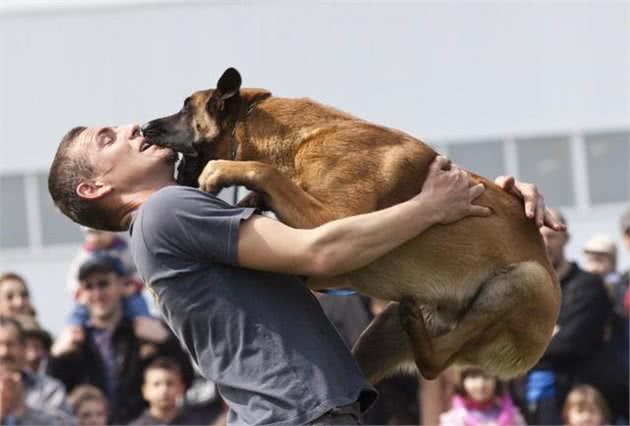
[48,127,122,231]
[144,357,184,384]
[67,384,108,415]
[562,385,610,425]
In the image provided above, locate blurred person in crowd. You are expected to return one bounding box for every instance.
[582,234,629,373]
[561,385,610,426]
[515,209,628,425]
[65,230,169,345]
[48,254,193,424]
[0,273,35,317]
[131,357,219,425]
[317,294,421,424]
[620,208,630,316]
[0,359,76,425]
[0,316,68,412]
[67,384,109,426]
[15,315,52,374]
[439,367,526,426]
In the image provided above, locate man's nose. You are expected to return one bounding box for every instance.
[126,124,141,139]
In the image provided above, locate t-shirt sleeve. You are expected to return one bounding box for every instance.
[138,186,256,266]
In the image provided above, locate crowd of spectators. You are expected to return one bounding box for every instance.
[0,206,628,425]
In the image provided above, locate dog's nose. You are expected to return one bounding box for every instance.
[140,122,151,136]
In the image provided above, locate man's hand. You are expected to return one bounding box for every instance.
[417,155,491,224]
[494,175,566,231]
[0,371,23,417]
[50,326,84,357]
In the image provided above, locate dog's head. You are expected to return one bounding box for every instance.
[141,67,243,157]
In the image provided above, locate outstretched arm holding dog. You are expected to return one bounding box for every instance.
[237,155,490,276]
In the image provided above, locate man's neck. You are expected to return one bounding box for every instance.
[149,404,180,424]
[119,182,176,229]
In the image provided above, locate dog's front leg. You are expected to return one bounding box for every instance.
[198,160,342,228]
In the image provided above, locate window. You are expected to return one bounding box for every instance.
[516,136,575,207]
[447,140,505,180]
[585,131,629,204]
[0,175,29,248]
[37,172,83,245]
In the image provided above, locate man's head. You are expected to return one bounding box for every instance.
[582,234,617,277]
[540,208,569,270]
[48,124,177,231]
[141,357,186,412]
[0,316,25,370]
[16,315,51,373]
[77,255,126,324]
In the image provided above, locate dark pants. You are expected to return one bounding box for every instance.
[308,402,363,425]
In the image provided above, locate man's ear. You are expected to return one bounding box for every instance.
[76,180,112,200]
[212,67,242,110]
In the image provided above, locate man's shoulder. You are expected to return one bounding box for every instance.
[142,185,229,213]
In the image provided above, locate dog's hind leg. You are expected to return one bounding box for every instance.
[399,261,559,380]
[351,302,416,384]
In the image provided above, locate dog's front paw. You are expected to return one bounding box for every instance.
[399,297,424,331]
[198,160,232,194]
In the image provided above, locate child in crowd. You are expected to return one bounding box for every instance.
[562,385,610,426]
[0,272,36,317]
[440,367,527,426]
[64,229,168,344]
[131,357,220,425]
[67,385,109,426]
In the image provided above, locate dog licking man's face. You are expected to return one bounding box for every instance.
[141,68,243,158]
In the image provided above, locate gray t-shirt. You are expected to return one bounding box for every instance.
[129,186,376,425]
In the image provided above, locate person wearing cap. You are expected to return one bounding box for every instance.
[65,238,170,345]
[47,254,193,425]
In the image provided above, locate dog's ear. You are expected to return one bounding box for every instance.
[212,68,242,109]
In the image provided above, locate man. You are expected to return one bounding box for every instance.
[0,316,67,412]
[48,124,560,425]
[0,316,74,424]
[519,210,628,425]
[47,254,192,424]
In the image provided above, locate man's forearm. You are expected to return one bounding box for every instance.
[309,196,441,276]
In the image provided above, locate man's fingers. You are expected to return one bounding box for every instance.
[468,183,485,201]
[495,175,515,192]
[430,155,450,172]
[535,196,545,227]
[469,205,492,217]
[543,208,567,231]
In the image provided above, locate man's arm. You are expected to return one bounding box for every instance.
[238,156,490,277]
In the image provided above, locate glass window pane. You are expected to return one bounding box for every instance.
[0,175,29,248]
[37,172,83,245]
[585,131,629,204]
[447,140,505,179]
[516,136,575,207]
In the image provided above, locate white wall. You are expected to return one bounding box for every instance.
[1,1,628,333]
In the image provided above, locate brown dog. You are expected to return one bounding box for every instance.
[141,68,560,383]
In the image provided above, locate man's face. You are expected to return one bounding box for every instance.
[0,325,24,369]
[541,226,569,269]
[79,272,124,323]
[142,368,184,410]
[23,336,46,373]
[583,252,615,277]
[75,124,177,196]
